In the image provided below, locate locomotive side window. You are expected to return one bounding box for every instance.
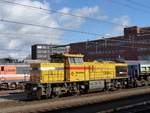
[141,67,146,72]
[148,67,150,71]
[16,67,30,74]
[1,66,4,71]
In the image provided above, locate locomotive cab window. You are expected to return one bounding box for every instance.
[141,67,146,72]
[116,66,127,77]
[68,58,83,64]
[68,58,75,64]
[1,66,4,71]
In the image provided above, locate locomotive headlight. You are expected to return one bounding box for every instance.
[124,81,127,85]
[33,87,37,91]
[81,85,85,89]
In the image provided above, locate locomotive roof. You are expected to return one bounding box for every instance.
[51,54,84,58]
[124,60,150,65]
[63,54,84,58]
[0,63,29,66]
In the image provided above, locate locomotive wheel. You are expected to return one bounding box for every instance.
[36,88,42,100]
[136,80,142,87]
[144,80,148,86]
[50,94,55,99]
[45,92,51,99]
[70,86,80,96]
[45,94,50,99]
[11,83,17,89]
[5,83,9,90]
[18,83,24,89]
[71,89,80,96]
[140,79,148,86]
[51,90,61,98]
[51,92,60,98]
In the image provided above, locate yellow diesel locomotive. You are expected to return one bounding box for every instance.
[25,54,128,99]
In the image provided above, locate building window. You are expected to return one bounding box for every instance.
[37,46,42,49]
[42,46,47,49]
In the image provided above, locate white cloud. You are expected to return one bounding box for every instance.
[75,6,99,16]
[0,0,62,58]
[8,39,21,49]
[2,0,124,59]
[96,15,131,39]
[111,15,130,34]
[0,0,101,58]
[98,15,108,20]
[58,6,99,29]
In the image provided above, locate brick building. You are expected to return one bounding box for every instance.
[31,44,69,61]
[70,26,150,61]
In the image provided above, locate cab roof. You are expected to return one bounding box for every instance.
[51,54,84,58]
[63,54,84,58]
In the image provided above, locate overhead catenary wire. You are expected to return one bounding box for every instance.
[0,22,149,48]
[0,18,149,48]
[1,39,149,52]
[2,0,150,34]
[0,37,149,58]
[1,33,149,51]
[107,0,150,14]
[0,18,107,36]
[85,39,150,49]
[0,1,149,58]
[0,1,149,47]
[127,0,150,10]
[1,41,148,52]
[0,0,128,27]
[0,33,65,40]
[0,28,150,46]
[1,0,150,36]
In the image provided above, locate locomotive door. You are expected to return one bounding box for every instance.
[64,57,70,81]
[64,56,85,81]
[69,57,85,81]
[0,66,5,81]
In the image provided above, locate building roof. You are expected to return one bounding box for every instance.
[70,36,124,45]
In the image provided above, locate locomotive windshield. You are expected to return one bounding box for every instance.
[68,57,83,64]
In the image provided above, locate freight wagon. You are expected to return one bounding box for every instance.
[0,64,30,89]
[126,61,150,87]
[25,54,128,99]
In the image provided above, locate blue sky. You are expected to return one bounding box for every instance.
[0,0,150,58]
[44,0,150,43]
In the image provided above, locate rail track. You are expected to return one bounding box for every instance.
[0,86,150,113]
[112,102,150,113]
[39,94,150,113]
